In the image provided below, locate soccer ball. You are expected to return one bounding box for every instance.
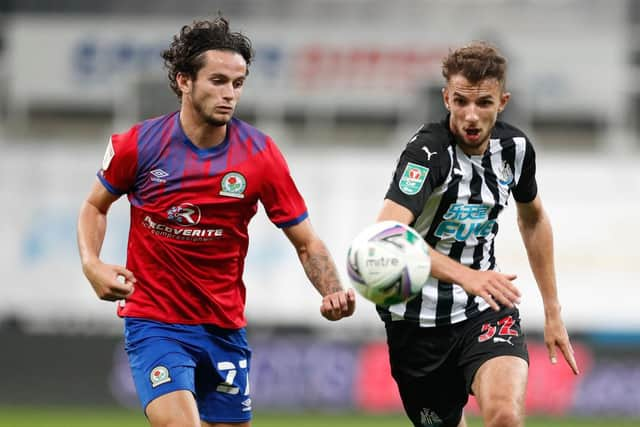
[347,220,431,306]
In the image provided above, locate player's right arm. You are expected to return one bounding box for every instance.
[77,179,136,301]
[377,199,520,311]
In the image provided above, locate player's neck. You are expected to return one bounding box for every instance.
[458,140,489,156]
[452,133,490,156]
[179,109,227,149]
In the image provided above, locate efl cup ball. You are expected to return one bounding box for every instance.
[347,220,431,306]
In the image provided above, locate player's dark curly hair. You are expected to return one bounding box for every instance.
[162,16,254,98]
[442,41,507,88]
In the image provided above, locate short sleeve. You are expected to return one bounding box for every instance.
[513,140,538,203]
[97,125,139,195]
[259,139,308,228]
[385,131,450,219]
[513,139,538,203]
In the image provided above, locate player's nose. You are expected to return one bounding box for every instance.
[465,105,479,122]
[221,82,235,100]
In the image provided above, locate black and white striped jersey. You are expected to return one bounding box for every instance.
[379,116,538,327]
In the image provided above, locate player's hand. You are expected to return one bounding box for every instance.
[544,311,580,375]
[320,288,356,321]
[82,260,136,301]
[459,270,521,311]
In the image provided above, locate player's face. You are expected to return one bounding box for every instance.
[443,74,510,155]
[182,50,247,127]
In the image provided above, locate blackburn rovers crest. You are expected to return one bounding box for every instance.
[220,172,246,199]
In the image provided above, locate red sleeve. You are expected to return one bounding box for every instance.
[259,138,308,228]
[97,125,139,195]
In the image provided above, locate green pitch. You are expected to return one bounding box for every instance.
[0,407,637,427]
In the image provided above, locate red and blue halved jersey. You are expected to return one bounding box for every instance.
[98,112,308,328]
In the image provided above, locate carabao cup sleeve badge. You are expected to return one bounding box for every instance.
[399,162,429,195]
[219,172,247,199]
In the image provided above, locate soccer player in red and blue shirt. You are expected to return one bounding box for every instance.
[77,17,355,427]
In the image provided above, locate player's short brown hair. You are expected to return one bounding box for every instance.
[162,16,254,98]
[441,41,507,88]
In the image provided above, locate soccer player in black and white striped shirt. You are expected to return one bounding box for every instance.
[377,42,579,427]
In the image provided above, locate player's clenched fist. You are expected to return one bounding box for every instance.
[320,288,356,321]
[83,261,136,301]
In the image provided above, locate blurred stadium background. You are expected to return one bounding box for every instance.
[1,0,639,425]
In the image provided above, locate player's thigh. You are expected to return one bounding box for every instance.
[395,373,466,427]
[146,389,200,427]
[459,307,529,393]
[385,321,466,427]
[470,355,528,412]
[126,337,198,415]
[196,327,252,424]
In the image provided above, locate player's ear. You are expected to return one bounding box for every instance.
[442,87,450,111]
[499,91,511,113]
[176,72,192,95]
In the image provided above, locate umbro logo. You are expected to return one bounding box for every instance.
[421,146,437,161]
[150,168,169,183]
[151,169,169,178]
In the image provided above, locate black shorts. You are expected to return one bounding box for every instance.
[384,307,529,427]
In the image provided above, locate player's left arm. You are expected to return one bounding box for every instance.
[516,195,579,375]
[282,218,356,321]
